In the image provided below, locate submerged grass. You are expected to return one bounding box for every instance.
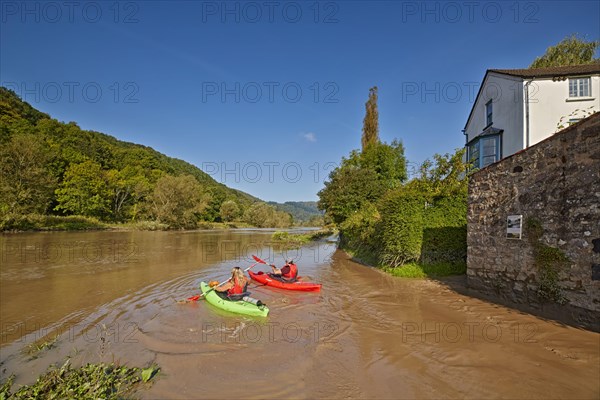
[0,360,159,400]
[271,228,336,247]
[382,262,466,278]
[22,335,60,360]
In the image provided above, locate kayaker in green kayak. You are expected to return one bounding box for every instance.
[269,259,299,283]
[213,267,250,301]
[211,267,265,307]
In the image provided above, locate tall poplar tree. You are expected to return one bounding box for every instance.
[361,86,379,151]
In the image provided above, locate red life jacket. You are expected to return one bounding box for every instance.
[282,263,298,280]
[227,278,245,295]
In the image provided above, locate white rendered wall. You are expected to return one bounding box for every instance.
[527,76,600,146]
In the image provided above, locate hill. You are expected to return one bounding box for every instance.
[269,201,324,224]
[0,87,295,229]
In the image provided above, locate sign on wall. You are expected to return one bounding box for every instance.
[507,215,523,239]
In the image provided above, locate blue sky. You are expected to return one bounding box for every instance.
[2,1,599,202]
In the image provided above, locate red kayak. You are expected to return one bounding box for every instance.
[248,271,321,292]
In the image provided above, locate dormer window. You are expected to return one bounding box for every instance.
[569,77,591,98]
[485,100,493,127]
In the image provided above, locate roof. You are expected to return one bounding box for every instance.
[464,63,600,130]
[489,63,600,79]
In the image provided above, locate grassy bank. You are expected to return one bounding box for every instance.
[0,214,272,232]
[0,360,158,400]
[0,214,109,232]
[343,246,466,278]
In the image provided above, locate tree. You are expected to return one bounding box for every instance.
[145,174,210,228]
[318,163,382,225]
[106,166,150,221]
[360,139,407,190]
[54,160,112,218]
[530,35,599,68]
[361,86,379,150]
[0,133,56,216]
[318,141,407,225]
[242,202,292,228]
[220,200,240,222]
[406,149,469,200]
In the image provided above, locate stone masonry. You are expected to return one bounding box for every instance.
[467,113,600,330]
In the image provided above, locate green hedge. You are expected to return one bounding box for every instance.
[421,196,467,264]
[338,192,467,272]
[376,190,424,267]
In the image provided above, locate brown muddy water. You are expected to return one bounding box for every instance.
[0,230,598,399]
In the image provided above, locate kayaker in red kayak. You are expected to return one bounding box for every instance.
[269,259,299,282]
[214,267,250,300]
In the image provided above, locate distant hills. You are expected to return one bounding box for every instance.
[269,201,324,223]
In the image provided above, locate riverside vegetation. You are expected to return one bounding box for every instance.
[0,88,325,231]
[0,360,159,400]
[318,86,469,278]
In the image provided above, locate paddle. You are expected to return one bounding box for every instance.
[184,262,258,303]
[252,254,269,265]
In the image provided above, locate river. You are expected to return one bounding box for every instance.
[1,230,598,399]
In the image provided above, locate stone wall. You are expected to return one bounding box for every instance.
[467,113,600,330]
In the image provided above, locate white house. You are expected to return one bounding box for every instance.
[464,64,600,168]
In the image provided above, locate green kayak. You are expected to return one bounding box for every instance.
[199,282,269,317]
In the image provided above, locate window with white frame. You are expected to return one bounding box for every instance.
[485,100,493,126]
[569,77,591,98]
[468,134,501,169]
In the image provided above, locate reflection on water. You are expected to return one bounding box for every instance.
[1,230,598,399]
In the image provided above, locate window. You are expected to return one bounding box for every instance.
[468,134,501,169]
[485,100,493,126]
[569,77,591,98]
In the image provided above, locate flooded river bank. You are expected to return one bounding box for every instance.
[1,230,598,399]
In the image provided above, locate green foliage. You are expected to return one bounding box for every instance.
[361,140,407,190]
[146,174,210,229]
[525,217,569,304]
[0,133,57,216]
[318,163,380,224]
[54,160,112,218]
[271,228,334,248]
[219,200,241,222]
[141,366,160,383]
[318,141,407,225]
[406,149,469,200]
[271,231,290,241]
[421,196,467,264]
[0,214,106,231]
[107,165,151,221]
[23,335,59,360]
[376,190,425,267]
[361,86,379,150]
[339,202,380,253]
[382,262,466,278]
[243,202,292,228]
[529,34,599,68]
[0,360,158,399]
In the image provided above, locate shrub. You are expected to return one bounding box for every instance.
[421,196,467,264]
[376,190,424,267]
